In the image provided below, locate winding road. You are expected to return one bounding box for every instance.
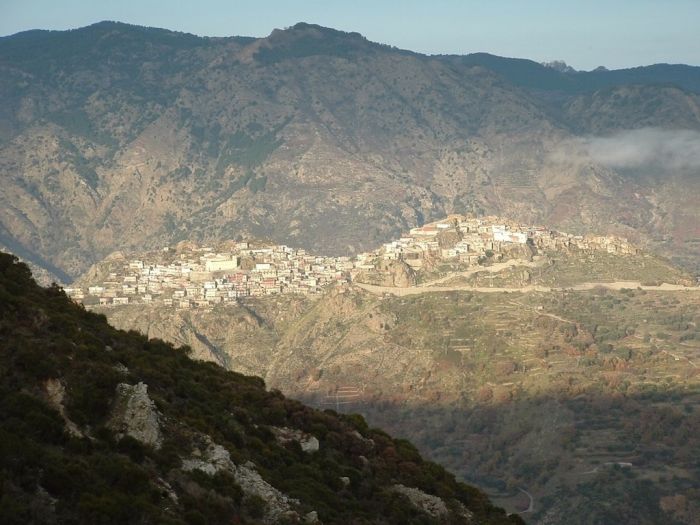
[518,488,534,514]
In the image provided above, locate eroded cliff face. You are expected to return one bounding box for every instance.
[354,260,417,287]
[98,296,310,373]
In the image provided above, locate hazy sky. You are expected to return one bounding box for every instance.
[2,0,699,70]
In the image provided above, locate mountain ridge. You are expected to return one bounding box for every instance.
[1,21,699,282]
[4,21,699,75]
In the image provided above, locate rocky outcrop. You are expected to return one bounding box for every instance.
[235,462,302,524]
[354,260,416,288]
[581,235,640,255]
[500,242,537,261]
[181,436,234,475]
[271,426,320,453]
[385,261,416,287]
[107,382,163,449]
[393,483,477,522]
[74,252,126,286]
[437,229,462,249]
[182,434,303,524]
[392,484,449,518]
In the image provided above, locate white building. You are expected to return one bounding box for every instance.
[492,225,528,244]
[205,256,239,272]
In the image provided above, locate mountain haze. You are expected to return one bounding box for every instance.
[1,21,699,280]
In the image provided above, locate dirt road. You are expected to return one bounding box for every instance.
[355,281,700,296]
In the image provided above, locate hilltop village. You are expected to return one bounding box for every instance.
[67,215,640,309]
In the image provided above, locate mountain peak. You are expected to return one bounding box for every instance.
[541,59,578,73]
[275,22,366,39]
[252,21,380,63]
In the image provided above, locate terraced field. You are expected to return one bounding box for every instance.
[362,289,700,522]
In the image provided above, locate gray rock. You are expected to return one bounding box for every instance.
[392,484,449,518]
[182,435,300,524]
[236,461,300,524]
[107,382,163,449]
[154,477,179,505]
[32,486,58,525]
[181,438,234,475]
[271,426,320,453]
[113,362,129,375]
[301,435,320,453]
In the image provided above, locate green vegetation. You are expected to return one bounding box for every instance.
[216,130,281,175]
[364,289,700,523]
[0,253,520,524]
[51,110,117,148]
[533,251,690,287]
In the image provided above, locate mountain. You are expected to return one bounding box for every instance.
[444,53,700,95]
[0,251,526,524]
[1,21,699,281]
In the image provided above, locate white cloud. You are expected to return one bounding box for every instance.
[554,128,700,171]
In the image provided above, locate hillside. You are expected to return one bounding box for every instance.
[0,251,524,524]
[96,275,700,523]
[1,22,700,281]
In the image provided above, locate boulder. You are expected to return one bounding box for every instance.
[107,382,163,449]
[392,484,449,518]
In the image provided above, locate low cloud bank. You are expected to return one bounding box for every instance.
[554,128,700,171]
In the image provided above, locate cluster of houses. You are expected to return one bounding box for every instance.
[65,241,354,309]
[67,215,640,309]
[356,215,638,271]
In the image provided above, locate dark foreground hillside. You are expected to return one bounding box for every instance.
[0,252,522,524]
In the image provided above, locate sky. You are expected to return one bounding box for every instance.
[1,0,699,70]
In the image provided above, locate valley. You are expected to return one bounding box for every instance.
[76,219,700,524]
[96,286,700,523]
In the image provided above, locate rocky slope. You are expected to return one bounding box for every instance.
[0,252,524,524]
[1,22,700,281]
